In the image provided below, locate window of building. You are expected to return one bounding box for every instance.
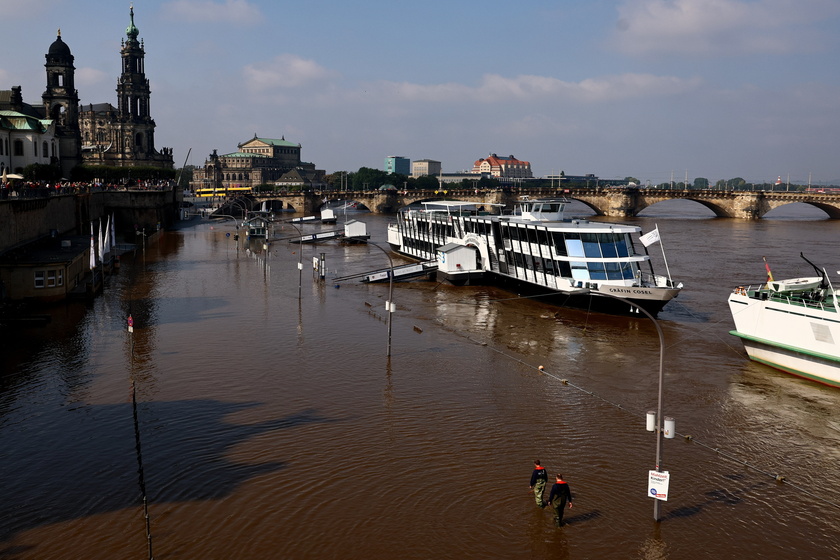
[14,140,24,156]
[34,271,45,289]
[43,142,48,158]
[47,270,57,287]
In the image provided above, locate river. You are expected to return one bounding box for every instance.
[1,200,839,559]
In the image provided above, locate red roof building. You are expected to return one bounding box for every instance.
[471,153,533,178]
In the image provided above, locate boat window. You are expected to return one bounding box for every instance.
[556,260,572,278]
[536,228,549,246]
[507,225,519,241]
[582,234,601,258]
[543,258,556,275]
[571,261,589,280]
[600,234,618,258]
[588,262,607,280]
[552,232,567,256]
[616,234,630,257]
[604,262,624,280]
[566,238,585,258]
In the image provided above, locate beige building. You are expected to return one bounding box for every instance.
[412,159,441,177]
[192,136,324,190]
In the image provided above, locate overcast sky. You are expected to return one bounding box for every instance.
[3,0,839,185]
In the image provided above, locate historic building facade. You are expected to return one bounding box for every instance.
[78,6,173,169]
[192,136,325,190]
[1,87,59,176]
[471,153,532,178]
[2,7,173,178]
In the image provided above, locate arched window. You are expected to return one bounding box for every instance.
[135,132,144,151]
[42,142,49,158]
[14,139,24,156]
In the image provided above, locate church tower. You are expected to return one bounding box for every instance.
[78,5,173,169]
[116,5,156,157]
[42,29,82,175]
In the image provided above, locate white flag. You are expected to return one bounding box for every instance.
[98,219,104,262]
[640,227,661,247]
[103,216,111,257]
[89,223,96,270]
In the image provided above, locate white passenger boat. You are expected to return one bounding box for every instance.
[386,199,682,315]
[728,254,840,387]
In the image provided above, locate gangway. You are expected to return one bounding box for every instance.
[333,261,438,283]
[287,229,345,243]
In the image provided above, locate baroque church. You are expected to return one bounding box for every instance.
[0,6,173,178]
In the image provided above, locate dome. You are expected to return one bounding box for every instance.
[48,32,72,59]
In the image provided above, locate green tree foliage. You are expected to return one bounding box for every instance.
[624,176,640,185]
[726,177,746,190]
[23,163,62,182]
[176,165,195,189]
[693,177,710,189]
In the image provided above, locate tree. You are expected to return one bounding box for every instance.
[176,165,194,189]
[726,177,746,190]
[693,177,709,189]
[624,176,640,185]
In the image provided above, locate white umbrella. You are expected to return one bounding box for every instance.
[5,173,23,180]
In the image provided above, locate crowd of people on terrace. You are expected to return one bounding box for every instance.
[0,179,174,198]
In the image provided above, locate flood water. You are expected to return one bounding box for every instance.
[2,200,840,559]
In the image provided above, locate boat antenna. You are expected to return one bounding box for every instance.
[800,252,829,289]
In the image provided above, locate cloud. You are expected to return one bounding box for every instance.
[368,73,702,105]
[161,0,262,25]
[242,55,336,92]
[613,0,840,56]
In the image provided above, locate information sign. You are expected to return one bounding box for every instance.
[648,470,670,501]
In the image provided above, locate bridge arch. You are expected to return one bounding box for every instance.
[761,200,840,219]
[636,197,730,218]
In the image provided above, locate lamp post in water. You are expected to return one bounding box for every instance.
[280,219,304,302]
[593,292,670,521]
[360,239,395,357]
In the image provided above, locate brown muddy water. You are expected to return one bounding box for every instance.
[1,201,839,559]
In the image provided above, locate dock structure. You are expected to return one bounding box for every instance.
[333,260,438,284]
[281,219,370,244]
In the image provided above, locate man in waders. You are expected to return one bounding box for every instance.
[529,459,548,508]
[548,473,573,527]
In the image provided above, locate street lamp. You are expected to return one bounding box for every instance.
[280,219,304,301]
[359,239,394,357]
[593,292,670,521]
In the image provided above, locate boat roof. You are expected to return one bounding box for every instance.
[516,198,570,204]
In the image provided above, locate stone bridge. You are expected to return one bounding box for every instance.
[251,187,840,219]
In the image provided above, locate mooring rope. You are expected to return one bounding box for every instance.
[439,314,840,512]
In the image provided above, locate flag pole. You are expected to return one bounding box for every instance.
[656,224,673,286]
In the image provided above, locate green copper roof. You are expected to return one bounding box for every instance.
[221,152,270,158]
[126,5,139,39]
[255,137,299,147]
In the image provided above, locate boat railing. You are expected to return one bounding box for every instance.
[740,284,837,312]
[638,271,673,288]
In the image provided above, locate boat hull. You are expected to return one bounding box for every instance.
[728,292,840,387]
[492,273,676,316]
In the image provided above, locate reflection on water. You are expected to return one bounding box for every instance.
[2,205,840,559]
